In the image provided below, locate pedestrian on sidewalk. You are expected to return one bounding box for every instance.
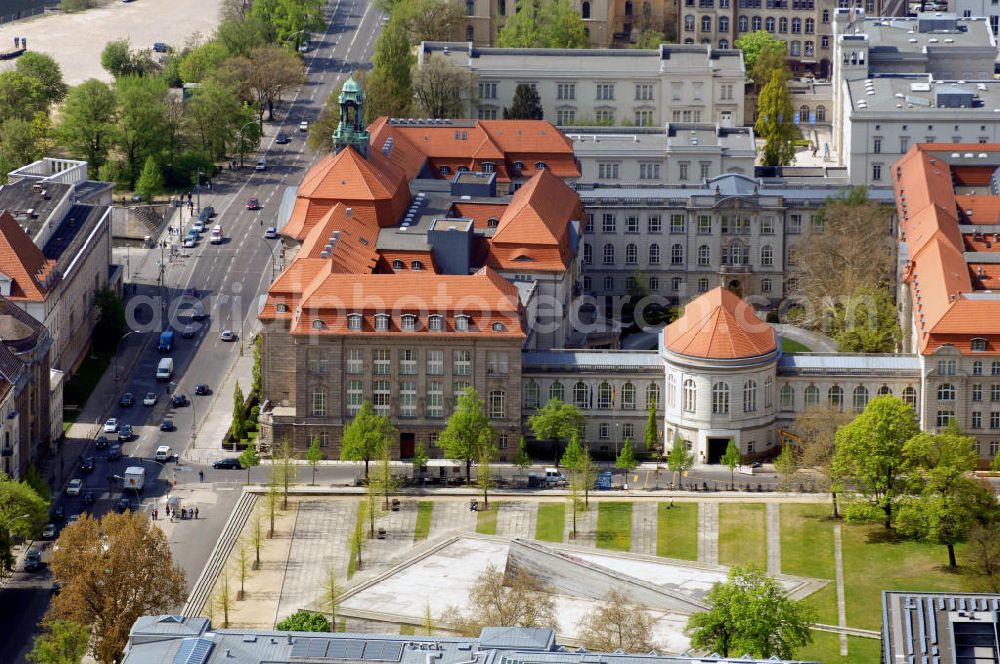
[165,505,170,518]
[669,497,674,509]
[198,470,204,482]
[194,507,199,519]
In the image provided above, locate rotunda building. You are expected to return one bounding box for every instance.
[661,287,779,463]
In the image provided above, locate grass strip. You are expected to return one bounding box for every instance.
[413,501,433,541]
[476,502,499,535]
[718,503,766,567]
[596,502,632,551]
[535,503,565,542]
[656,501,698,560]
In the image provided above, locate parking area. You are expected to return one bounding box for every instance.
[0,0,222,85]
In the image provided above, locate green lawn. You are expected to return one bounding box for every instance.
[781,504,839,624]
[476,503,499,535]
[63,349,113,425]
[781,337,811,354]
[535,503,565,542]
[596,502,632,551]
[656,502,698,560]
[399,625,415,636]
[718,503,766,567]
[413,502,433,541]
[798,631,882,664]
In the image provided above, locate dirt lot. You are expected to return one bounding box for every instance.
[0,0,222,84]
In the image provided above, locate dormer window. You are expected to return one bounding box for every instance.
[439,165,452,176]
[487,217,500,228]
[455,315,470,331]
[375,314,390,331]
[428,315,443,331]
[972,337,988,352]
[312,319,325,329]
[512,161,524,172]
[401,314,417,331]
[347,313,363,330]
[457,165,470,173]
[411,260,424,271]
[482,162,496,173]
[392,259,405,270]
[492,322,506,332]
[535,161,546,170]
[276,303,288,313]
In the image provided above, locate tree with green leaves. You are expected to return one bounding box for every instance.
[184,80,247,161]
[754,69,797,167]
[439,388,493,484]
[993,452,1000,472]
[231,381,247,444]
[0,473,50,573]
[833,395,920,529]
[411,442,429,481]
[497,0,544,47]
[236,543,250,600]
[666,436,694,488]
[309,83,344,152]
[352,500,368,570]
[321,564,343,626]
[616,438,638,482]
[498,0,587,48]
[216,16,270,57]
[272,438,298,510]
[276,609,331,632]
[135,156,164,202]
[266,477,280,538]
[504,83,543,120]
[773,444,797,490]
[513,437,532,479]
[16,52,68,106]
[100,39,134,78]
[215,45,304,124]
[394,0,466,44]
[686,565,814,659]
[179,41,231,84]
[529,399,583,459]
[239,445,261,484]
[561,431,595,508]
[0,118,43,182]
[251,335,262,398]
[0,71,47,125]
[720,439,741,487]
[411,53,477,119]
[734,31,787,86]
[340,401,394,479]
[631,29,666,49]
[372,450,401,511]
[365,19,413,121]
[57,79,117,171]
[22,466,51,503]
[477,444,498,509]
[250,0,326,51]
[644,407,658,457]
[250,508,263,568]
[306,436,323,485]
[545,0,588,47]
[27,619,89,664]
[114,75,170,188]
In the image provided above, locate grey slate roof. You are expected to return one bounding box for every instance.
[522,350,662,372]
[778,353,921,375]
[881,592,1000,664]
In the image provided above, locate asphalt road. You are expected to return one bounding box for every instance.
[0,0,381,660]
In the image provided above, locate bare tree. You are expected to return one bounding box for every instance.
[251,508,263,568]
[578,589,657,653]
[793,407,851,517]
[321,564,343,626]
[219,0,252,20]
[422,601,435,636]
[351,501,368,572]
[394,0,465,43]
[216,569,233,628]
[450,565,558,636]
[371,451,401,512]
[266,479,280,538]
[215,46,305,123]
[411,54,478,119]
[271,438,298,510]
[477,445,498,509]
[236,543,250,601]
[967,523,1000,592]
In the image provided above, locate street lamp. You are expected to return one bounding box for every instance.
[195,169,204,213]
[237,120,259,168]
[258,234,283,283]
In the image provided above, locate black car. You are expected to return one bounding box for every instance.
[81,491,95,506]
[181,325,195,339]
[80,457,95,473]
[119,392,134,407]
[194,383,210,396]
[171,393,188,407]
[152,42,169,53]
[95,435,109,450]
[50,506,64,522]
[160,418,175,432]
[183,287,199,298]
[198,206,215,222]
[108,444,122,461]
[118,424,134,442]
[114,498,133,514]
[213,458,242,470]
[275,132,291,144]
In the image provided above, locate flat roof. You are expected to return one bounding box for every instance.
[0,180,72,239]
[778,353,922,374]
[566,124,755,155]
[853,15,995,54]
[882,592,1000,664]
[846,75,1000,116]
[522,349,663,371]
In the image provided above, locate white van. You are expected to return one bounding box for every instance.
[544,467,566,486]
[255,158,267,171]
[155,445,172,462]
[156,357,173,381]
[210,225,223,244]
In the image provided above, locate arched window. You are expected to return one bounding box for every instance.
[712,382,730,414]
[392,259,405,270]
[760,245,774,266]
[626,243,638,265]
[524,380,540,408]
[375,313,390,331]
[683,379,696,412]
[622,382,636,409]
[535,161,547,170]
[582,0,591,18]
[574,381,589,408]
[853,386,869,413]
[671,243,684,265]
[684,14,694,31]
[667,374,677,407]
[937,383,956,401]
[649,243,661,264]
[719,16,729,32]
[728,241,747,265]
[603,243,615,264]
[487,217,500,228]
[765,17,775,32]
[550,381,565,402]
[598,382,612,409]
[411,260,424,270]
[698,244,710,266]
[877,385,893,396]
[312,319,325,330]
[401,314,417,331]
[790,40,800,56]
[439,165,452,176]
[902,386,917,408]
[647,383,661,410]
[805,17,814,32]
[752,16,761,30]
[743,379,757,413]
[791,17,801,32]
[828,385,844,410]
[972,338,988,352]
[780,384,795,410]
[815,105,826,122]
[491,322,506,332]
[583,243,592,265]
[701,15,711,31]
[481,161,496,173]
[805,385,819,406]
[822,8,829,21]
[455,314,470,331]
[764,376,773,408]
[738,15,748,32]
[719,38,729,48]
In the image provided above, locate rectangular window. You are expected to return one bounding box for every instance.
[761,277,772,293]
[489,391,506,419]
[721,83,733,100]
[427,350,444,375]
[311,389,327,417]
[454,350,471,376]
[599,423,610,439]
[700,162,711,179]
[972,411,982,429]
[556,109,575,125]
[788,214,802,234]
[453,380,471,404]
[639,163,661,180]
[679,162,689,180]
[626,216,639,233]
[698,277,709,292]
[698,215,712,234]
[373,349,391,375]
[973,384,983,401]
[487,351,509,375]
[992,412,1000,429]
[760,217,774,235]
[557,83,576,100]
[595,109,614,124]
[670,214,686,233]
[622,423,634,440]
[498,434,509,449]
[939,360,957,375]
[937,410,955,428]
[585,214,594,234]
[634,110,653,126]
[373,380,391,415]
[648,215,662,233]
[992,384,1000,402]
[346,349,363,374]
[596,83,615,100]
[635,83,654,101]
[602,213,616,233]
[873,137,882,154]
[400,349,417,375]
[478,82,497,99]
[598,162,620,179]
[347,380,364,416]
[872,163,882,181]
[427,381,444,418]
[399,381,417,418]
[308,352,329,374]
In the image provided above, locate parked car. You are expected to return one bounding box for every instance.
[171,393,189,407]
[160,418,175,432]
[23,549,42,571]
[195,383,211,395]
[81,491,95,506]
[50,506,64,522]
[213,458,242,470]
[114,498,133,514]
[79,457,95,474]
[153,42,170,53]
[143,392,157,406]
[246,197,260,210]
[182,325,195,339]
[298,121,309,132]
[108,444,122,461]
[199,206,216,221]
[191,221,206,234]
[264,226,278,239]
[118,424,134,442]
[67,514,81,524]
[103,418,118,433]
[183,235,197,248]
[66,479,83,496]
[95,435,109,450]
[255,158,267,171]
[275,133,290,144]
[219,329,235,342]
[42,523,56,539]
[119,392,134,407]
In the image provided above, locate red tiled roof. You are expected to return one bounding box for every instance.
[663,287,777,359]
[0,211,52,302]
[299,203,380,274]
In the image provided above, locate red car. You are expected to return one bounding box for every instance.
[246,197,260,210]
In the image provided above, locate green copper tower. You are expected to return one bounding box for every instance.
[333,74,369,158]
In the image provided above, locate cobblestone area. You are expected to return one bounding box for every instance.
[428,499,477,540]
[630,501,658,555]
[697,502,719,565]
[564,500,598,544]
[496,501,537,539]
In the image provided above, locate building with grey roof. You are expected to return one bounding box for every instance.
[121,617,822,664]
[881,591,1000,664]
[417,42,745,131]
